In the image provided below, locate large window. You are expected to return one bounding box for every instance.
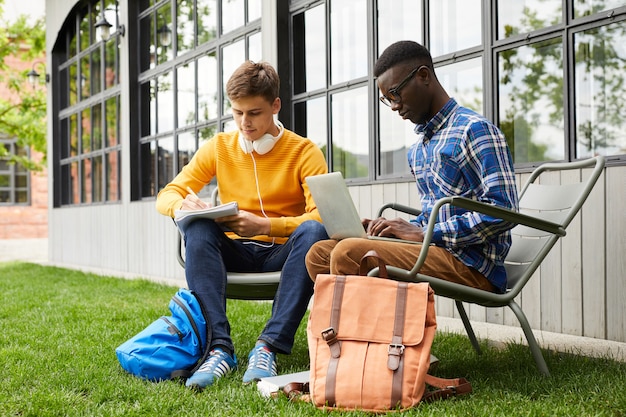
[292,0,422,180]
[55,0,122,206]
[0,139,29,205]
[290,0,626,183]
[136,0,262,199]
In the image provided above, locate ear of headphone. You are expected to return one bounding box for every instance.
[239,120,284,155]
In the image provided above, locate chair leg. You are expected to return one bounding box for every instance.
[455,300,482,355]
[508,300,550,376]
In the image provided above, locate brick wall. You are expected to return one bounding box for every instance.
[0,53,48,240]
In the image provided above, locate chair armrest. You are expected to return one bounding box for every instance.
[176,231,185,268]
[368,196,565,280]
[377,203,422,218]
[446,196,566,236]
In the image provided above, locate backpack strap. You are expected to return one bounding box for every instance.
[170,290,213,381]
[389,282,409,408]
[421,374,472,402]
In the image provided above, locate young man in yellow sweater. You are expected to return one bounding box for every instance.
[156,61,328,390]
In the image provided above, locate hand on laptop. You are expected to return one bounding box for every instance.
[363,217,424,242]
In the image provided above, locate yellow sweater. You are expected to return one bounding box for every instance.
[156,129,328,244]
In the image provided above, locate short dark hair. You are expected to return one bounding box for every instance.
[373,41,434,77]
[226,60,280,103]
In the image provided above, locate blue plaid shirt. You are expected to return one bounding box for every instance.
[408,98,518,293]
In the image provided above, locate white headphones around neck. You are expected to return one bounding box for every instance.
[239,120,284,155]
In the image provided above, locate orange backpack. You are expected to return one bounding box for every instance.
[306,251,471,412]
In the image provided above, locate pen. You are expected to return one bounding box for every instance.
[186,186,198,198]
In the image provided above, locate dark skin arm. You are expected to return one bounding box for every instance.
[362,217,424,242]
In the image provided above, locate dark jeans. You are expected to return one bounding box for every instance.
[182,219,328,355]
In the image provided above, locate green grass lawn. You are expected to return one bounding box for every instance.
[1,261,625,416]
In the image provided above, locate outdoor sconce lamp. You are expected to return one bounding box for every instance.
[27,61,49,87]
[96,16,125,42]
[158,23,172,47]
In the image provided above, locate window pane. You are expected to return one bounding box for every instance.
[177,0,194,55]
[437,58,483,114]
[498,39,564,163]
[69,63,78,106]
[222,40,246,115]
[158,136,175,191]
[91,49,102,95]
[15,190,27,203]
[248,0,261,22]
[140,15,154,71]
[157,3,173,64]
[105,35,118,88]
[81,56,90,100]
[377,1,422,55]
[199,125,217,143]
[106,151,120,201]
[92,104,103,149]
[141,141,156,197]
[178,131,196,170]
[330,0,367,84]
[93,155,103,203]
[574,0,625,18]
[140,81,157,137]
[378,103,417,177]
[15,173,28,188]
[81,158,92,203]
[574,23,626,158]
[248,31,262,63]
[294,96,327,150]
[178,62,196,128]
[197,0,217,45]
[497,0,562,40]
[70,161,80,204]
[82,108,91,153]
[198,53,218,121]
[105,97,118,147]
[222,0,244,34]
[293,5,326,94]
[79,6,91,52]
[69,24,77,58]
[430,0,481,56]
[70,114,78,157]
[157,71,174,133]
[331,87,369,178]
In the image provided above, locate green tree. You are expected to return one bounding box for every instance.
[0,0,46,171]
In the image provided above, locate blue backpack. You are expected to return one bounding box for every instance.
[115,288,211,381]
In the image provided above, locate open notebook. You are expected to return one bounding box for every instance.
[305,172,418,244]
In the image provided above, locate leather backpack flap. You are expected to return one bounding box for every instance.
[308,274,436,411]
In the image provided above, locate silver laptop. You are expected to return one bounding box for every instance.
[306,172,419,244]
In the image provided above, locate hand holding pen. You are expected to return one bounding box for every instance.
[181,186,211,210]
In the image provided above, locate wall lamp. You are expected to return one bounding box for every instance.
[157,23,172,47]
[27,61,49,87]
[96,16,125,42]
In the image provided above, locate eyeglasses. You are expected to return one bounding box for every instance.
[379,66,424,107]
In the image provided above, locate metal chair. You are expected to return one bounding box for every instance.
[176,188,280,300]
[368,156,605,376]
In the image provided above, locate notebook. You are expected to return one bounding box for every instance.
[305,172,419,244]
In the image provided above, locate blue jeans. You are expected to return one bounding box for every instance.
[182,219,328,355]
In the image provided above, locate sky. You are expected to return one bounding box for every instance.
[3,0,45,23]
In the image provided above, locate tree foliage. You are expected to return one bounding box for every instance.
[0,0,46,171]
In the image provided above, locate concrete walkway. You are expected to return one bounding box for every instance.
[2,238,625,364]
[0,238,48,263]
